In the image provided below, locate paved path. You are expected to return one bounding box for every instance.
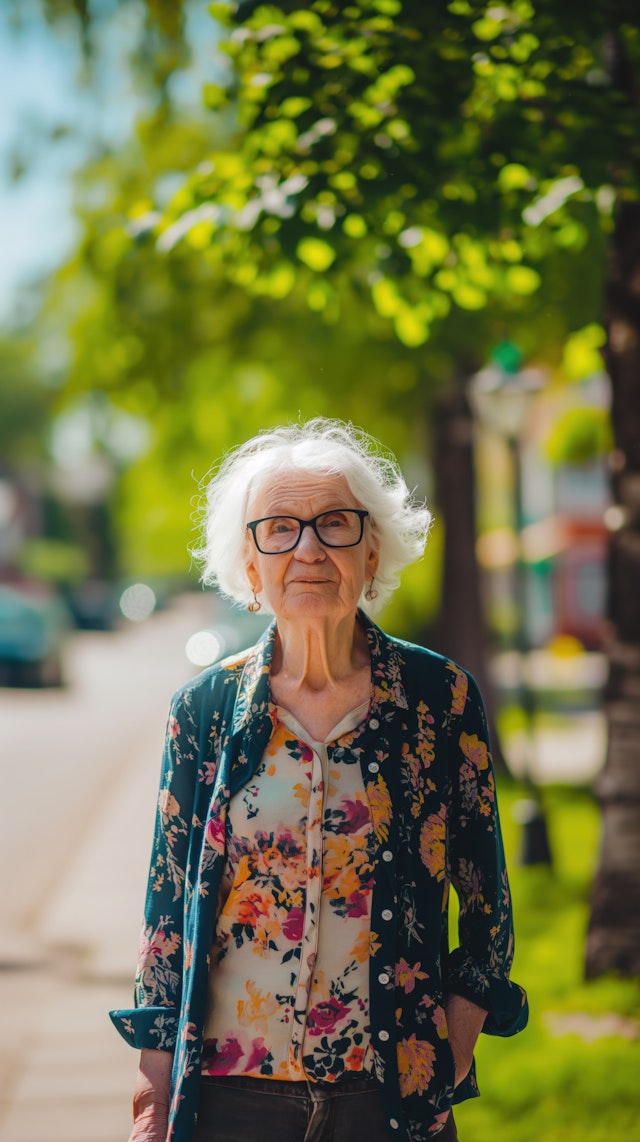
[0,594,212,1142]
[0,601,607,1142]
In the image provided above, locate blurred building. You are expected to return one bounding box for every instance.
[475,370,610,652]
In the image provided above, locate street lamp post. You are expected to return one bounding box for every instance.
[469,344,553,867]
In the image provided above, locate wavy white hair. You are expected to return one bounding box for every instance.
[194,418,431,615]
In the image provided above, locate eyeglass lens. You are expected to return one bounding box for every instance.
[254,510,364,552]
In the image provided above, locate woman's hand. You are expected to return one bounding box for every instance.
[444,993,487,1087]
[128,1048,173,1142]
[128,1106,169,1142]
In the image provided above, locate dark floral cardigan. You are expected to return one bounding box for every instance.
[111,611,528,1141]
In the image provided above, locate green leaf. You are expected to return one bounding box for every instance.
[296,237,336,271]
[343,214,368,238]
[203,84,228,110]
[395,308,430,346]
[562,325,606,380]
[280,96,313,117]
[497,163,532,192]
[372,278,402,318]
[504,265,541,294]
[452,282,487,309]
[472,17,503,41]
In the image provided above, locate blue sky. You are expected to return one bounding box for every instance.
[0,1,220,327]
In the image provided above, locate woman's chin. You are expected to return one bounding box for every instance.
[277,590,353,620]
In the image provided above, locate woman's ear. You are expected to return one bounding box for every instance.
[366,536,380,579]
[244,546,262,596]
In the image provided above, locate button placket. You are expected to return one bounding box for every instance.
[291,746,324,1065]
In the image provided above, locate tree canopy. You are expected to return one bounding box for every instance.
[140,0,638,350]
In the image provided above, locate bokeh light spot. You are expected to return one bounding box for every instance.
[119,583,156,622]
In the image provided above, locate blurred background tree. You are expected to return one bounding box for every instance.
[138,0,639,981]
[10,0,640,977]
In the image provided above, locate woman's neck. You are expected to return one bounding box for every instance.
[271,612,369,693]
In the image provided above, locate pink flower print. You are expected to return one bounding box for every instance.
[200,761,217,785]
[397,1034,436,1096]
[459,732,489,771]
[209,1035,244,1074]
[245,1037,270,1071]
[395,958,429,994]
[448,667,468,717]
[430,1110,453,1134]
[168,715,180,739]
[281,907,305,942]
[306,997,351,1037]
[455,858,486,911]
[345,887,372,919]
[432,1006,448,1039]
[158,788,180,818]
[419,803,447,882]
[205,812,226,851]
[336,797,371,834]
[138,924,180,970]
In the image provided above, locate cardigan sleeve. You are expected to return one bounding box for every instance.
[110,686,199,1052]
[446,671,528,1038]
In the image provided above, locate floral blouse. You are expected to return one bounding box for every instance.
[110,611,528,1142]
[202,700,376,1081]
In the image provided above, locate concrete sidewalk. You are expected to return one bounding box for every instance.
[0,594,212,1142]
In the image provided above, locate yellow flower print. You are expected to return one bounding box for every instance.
[419,803,447,881]
[448,665,468,716]
[253,916,280,956]
[293,781,309,809]
[367,773,392,842]
[459,732,489,771]
[350,928,370,965]
[266,723,295,757]
[397,1034,436,1096]
[237,980,280,1034]
[432,1005,448,1039]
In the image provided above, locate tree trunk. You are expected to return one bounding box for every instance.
[429,382,507,774]
[586,199,640,977]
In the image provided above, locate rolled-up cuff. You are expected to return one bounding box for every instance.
[110,1005,179,1051]
[446,949,529,1037]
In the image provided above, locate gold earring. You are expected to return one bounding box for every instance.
[365,577,378,601]
[248,591,261,613]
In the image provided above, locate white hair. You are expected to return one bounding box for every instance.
[193,418,432,615]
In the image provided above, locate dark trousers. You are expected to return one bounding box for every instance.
[195,1074,458,1142]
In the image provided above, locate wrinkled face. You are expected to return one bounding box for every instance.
[244,472,379,623]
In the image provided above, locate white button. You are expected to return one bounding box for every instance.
[382,850,393,862]
[378,971,390,985]
[369,718,380,729]
[368,761,380,773]
[381,908,393,921]
[390,1120,399,1130]
[378,1029,390,1041]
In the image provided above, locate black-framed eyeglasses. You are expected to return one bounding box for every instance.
[247,509,369,554]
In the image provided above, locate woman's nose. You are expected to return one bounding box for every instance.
[294,524,325,559]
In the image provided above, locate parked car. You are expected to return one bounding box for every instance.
[0,583,70,687]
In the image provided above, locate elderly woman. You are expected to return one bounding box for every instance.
[111,419,527,1142]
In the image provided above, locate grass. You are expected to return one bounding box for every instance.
[452,782,640,1142]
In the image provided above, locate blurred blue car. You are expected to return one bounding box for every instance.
[0,583,70,687]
